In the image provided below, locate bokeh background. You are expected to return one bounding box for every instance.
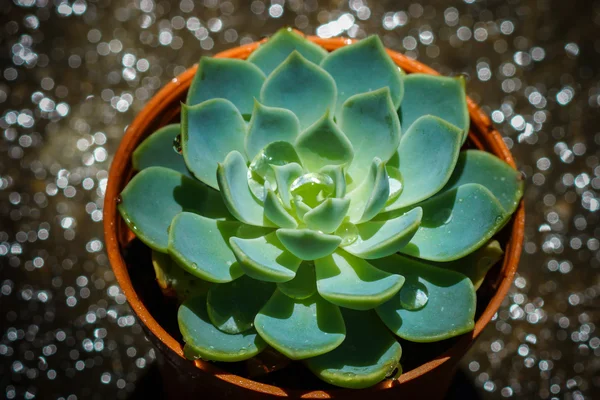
[1,0,599,398]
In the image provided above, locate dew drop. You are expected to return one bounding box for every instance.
[433,208,453,225]
[386,166,403,205]
[335,221,359,246]
[399,280,429,310]
[172,134,182,154]
[290,172,335,208]
[116,195,122,204]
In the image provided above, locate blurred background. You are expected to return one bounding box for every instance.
[1,0,599,398]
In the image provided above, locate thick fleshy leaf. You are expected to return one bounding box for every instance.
[152,250,212,300]
[179,296,266,362]
[294,111,354,172]
[182,99,247,190]
[315,250,404,310]
[230,232,301,282]
[217,151,274,227]
[261,51,336,130]
[264,187,298,228]
[321,36,404,117]
[303,198,351,234]
[397,183,507,262]
[277,262,317,300]
[433,240,503,290]
[320,165,346,198]
[187,57,265,115]
[276,229,342,260]
[339,88,401,185]
[168,213,255,283]
[118,167,230,252]
[248,28,328,76]
[305,309,402,389]
[400,74,469,143]
[132,124,191,177]
[293,197,312,221]
[254,290,345,360]
[206,275,275,334]
[272,163,303,209]
[441,150,524,215]
[373,253,476,342]
[343,207,422,259]
[346,158,389,223]
[384,115,462,211]
[245,101,301,160]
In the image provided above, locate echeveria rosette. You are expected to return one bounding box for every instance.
[117,28,524,389]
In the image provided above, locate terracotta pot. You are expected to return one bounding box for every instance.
[104,34,525,399]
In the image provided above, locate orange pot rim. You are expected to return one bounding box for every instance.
[103,34,525,398]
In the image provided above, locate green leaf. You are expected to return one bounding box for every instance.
[276,229,342,260]
[118,166,230,252]
[315,250,404,310]
[346,158,389,223]
[182,99,247,190]
[321,36,404,117]
[277,262,317,300]
[264,186,298,228]
[168,213,249,283]
[152,250,212,300]
[305,309,402,389]
[254,290,345,360]
[187,57,266,115]
[320,165,346,198]
[373,253,476,342]
[229,232,302,282]
[272,163,303,209]
[398,183,508,262]
[384,115,463,211]
[245,101,301,160]
[343,207,422,259]
[433,240,503,290]
[179,296,267,362]
[206,275,275,334]
[441,150,524,215]
[217,151,275,227]
[400,74,469,143]
[293,197,312,221]
[339,88,401,185]
[261,51,336,130]
[132,124,191,177]
[248,28,329,76]
[303,198,351,234]
[294,111,354,172]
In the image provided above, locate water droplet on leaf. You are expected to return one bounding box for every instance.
[399,280,429,310]
[173,134,182,154]
[335,221,359,246]
[385,166,403,205]
[290,172,335,208]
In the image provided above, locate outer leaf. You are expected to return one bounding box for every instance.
[152,250,212,300]
[187,57,265,115]
[277,262,317,300]
[305,309,402,389]
[248,28,328,76]
[400,74,469,143]
[339,88,401,185]
[441,150,524,215]
[118,166,230,252]
[217,151,274,227]
[264,187,298,228]
[384,115,462,211]
[261,51,336,130]
[272,163,303,208]
[276,229,342,260]
[433,240,503,290]
[398,183,508,262]
[179,296,266,362]
[315,250,404,310]
[343,207,422,259]
[182,99,247,190]
[206,275,275,334]
[168,213,247,283]
[303,198,351,234]
[254,291,345,360]
[346,158,389,223]
[245,101,301,160]
[294,111,354,172]
[132,124,191,177]
[321,36,404,117]
[373,253,476,342]
[230,232,302,283]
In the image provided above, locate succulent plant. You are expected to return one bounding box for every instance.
[118,28,523,389]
